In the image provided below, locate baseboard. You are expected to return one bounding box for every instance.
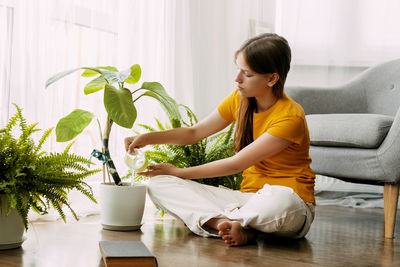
[315,175,383,194]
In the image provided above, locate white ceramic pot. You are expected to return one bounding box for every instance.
[99,182,146,231]
[0,195,25,250]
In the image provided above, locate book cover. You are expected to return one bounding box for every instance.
[99,241,157,267]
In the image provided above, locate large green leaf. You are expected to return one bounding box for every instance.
[81,69,99,78]
[104,84,136,128]
[56,109,94,142]
[81,66,118,78]
[140,82,181,128]
[99,69,119,83]
[101,69,131,84]
[46,68,81,88]
[117,68,132,83]
[84,76,107,95]
[125,64,141,84]
[99,66,118,72]
[46,67,103,88]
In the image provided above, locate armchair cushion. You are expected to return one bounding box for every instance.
[307,114,394,148]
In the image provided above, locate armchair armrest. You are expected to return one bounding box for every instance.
[286,80,367,115]
[378,106,400,183]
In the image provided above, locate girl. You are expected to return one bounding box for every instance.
[124,33,315,247]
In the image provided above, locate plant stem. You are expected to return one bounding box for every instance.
[104,117,112,140]
[103,116,122,185]
[133,93,146,103]
[131,88,142,95]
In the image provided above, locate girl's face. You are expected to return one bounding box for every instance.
[234,51,276,98]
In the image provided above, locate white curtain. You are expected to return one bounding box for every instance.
[0,0,197,221]
[0,3,13,126]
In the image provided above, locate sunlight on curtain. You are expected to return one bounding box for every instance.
[4,0,120,221]
[0,0,194,221]
[0,4,13,126]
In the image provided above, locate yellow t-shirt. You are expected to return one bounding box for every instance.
[218,89,315,203]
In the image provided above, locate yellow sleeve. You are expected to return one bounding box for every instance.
[266,116,305,145]
[217,90,239,123]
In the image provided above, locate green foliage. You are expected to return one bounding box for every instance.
[45,65,181,141]
[56,109,94,142]
[0,104,101,229]
[124,105,243,190]
[46,64,182,185]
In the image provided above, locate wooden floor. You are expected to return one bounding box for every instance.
[1,200,400,267]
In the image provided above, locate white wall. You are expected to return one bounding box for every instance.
[188,0,276,120]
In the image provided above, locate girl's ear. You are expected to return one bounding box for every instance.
[266,73,280,87]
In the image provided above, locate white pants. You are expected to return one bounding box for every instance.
[147,175,315,238]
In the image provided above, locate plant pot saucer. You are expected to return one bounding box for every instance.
[0,237,26,250]
[102,224,143,231]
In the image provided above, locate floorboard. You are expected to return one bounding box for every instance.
[1,200,399,267]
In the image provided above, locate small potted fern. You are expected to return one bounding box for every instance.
[0,104,100,250]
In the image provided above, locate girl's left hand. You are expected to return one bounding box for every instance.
[137,163,181,178]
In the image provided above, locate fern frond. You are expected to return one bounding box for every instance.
[155,118,166,131]
[24,123,40,138]
[163,122,172,130]
[4,110,19,133]
[50,198,67,222]
[31,194,47,213]
[34,127,54,154]
[62,141,75,155]
[137,124,157,132]
[224,122,235,144]
[62,201,78,221]
[14,193,30,230]
[75,184,97,204]
[14,104,28,141]
[145,150,169,163]
[179,104,198,126]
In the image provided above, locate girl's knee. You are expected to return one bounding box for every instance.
[242,185,305,218]
[147,175,182,192]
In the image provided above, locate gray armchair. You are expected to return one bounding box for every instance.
[286,59,400,238]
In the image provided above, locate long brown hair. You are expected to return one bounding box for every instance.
[234,33,291,152]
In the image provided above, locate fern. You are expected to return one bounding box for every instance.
[127,106,242,190]
[0,104,101,230]
[34,127,53,154]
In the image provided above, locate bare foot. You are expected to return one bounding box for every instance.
[217,221,255,247]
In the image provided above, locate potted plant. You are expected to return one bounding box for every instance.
[0,104,100,249]
[45,65,182,230]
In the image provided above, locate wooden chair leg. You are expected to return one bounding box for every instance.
[384,183,399,238]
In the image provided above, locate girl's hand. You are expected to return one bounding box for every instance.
[124,135,146,153]
[137,163,182,178]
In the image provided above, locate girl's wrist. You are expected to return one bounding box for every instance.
[175,167,189,179]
